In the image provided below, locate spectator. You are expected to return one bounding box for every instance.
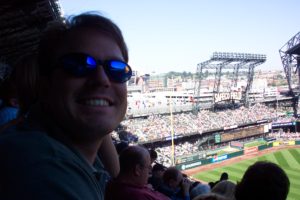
[190,181,211,199]
[158,167,191,200]
[0,12,132,199]
[208,182,216,189]
[0,54,40,134]
[235,161,290,200]
[214,172,229,186]
[105,145,170,200]
[149,148,158,164]
[115,141,129,155]
[211,180,236,200]
[148,163,166,190]
[0,67,19,130]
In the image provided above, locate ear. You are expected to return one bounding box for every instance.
[134,164,142,176]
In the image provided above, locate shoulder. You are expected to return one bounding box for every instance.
[157,184,175,197]
[0,130,104,200]
[0,130,70,162]
[106,181,169,200]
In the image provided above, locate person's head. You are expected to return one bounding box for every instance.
[115,141,129,155]
[220,172,228,181]
[149,149,158,164]
[35,12,132,143]
[119,145,151,186]
[190,183,211,199]
[211,180,236,200]
[235,161,290,200]
[152,163,165,178]
[0,68,18,108]
[208,182,216,189]
[163,167,184,189]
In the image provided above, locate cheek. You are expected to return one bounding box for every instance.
[116,84,128,106]
[44,76,79,107]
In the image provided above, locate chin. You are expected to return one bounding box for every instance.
[90,121,118,134]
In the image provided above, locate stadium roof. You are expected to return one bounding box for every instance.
[286,43,300,55]
[0,0,63,80]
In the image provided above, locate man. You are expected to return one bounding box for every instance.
[0,12,131,199]
[106,145,170,200]
[148,163,166,190]
[235,161,290,200]
[213,172,228,187]
[149,148,158,164]
[158,167,191,200]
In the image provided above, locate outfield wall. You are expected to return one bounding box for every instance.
[176,140,300,170]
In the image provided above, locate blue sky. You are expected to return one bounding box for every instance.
[59,0,300,74]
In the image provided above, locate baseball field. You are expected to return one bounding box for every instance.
[191,147,300,200]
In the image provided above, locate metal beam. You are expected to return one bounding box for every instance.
[279,31,300,117]
[195,52,266,111]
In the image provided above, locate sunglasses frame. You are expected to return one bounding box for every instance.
[58,53,132,83]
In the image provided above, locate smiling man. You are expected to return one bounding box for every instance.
[0,13,132,200]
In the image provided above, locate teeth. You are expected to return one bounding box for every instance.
[84,99,109,106]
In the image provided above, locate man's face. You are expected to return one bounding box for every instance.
[41,28,127,142]
[172,172,183,189]
[139,154,152,185]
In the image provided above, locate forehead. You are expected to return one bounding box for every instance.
[57,27,122,59]
[142,150,151,163]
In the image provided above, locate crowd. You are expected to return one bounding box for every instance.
[119,104,296,142]
[155,141,200,167]
[268,131,300,140]
[148,135,264,167]
[272,116,297,123]
[108,145,290,200]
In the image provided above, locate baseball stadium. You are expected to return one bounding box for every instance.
[116,33,300,199]
[1,2,300,200]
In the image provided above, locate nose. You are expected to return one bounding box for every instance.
[87,65,111,87]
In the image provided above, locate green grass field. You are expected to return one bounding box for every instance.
[192,148,300,200]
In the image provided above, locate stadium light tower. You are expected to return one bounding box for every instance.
[194,52,266,110]
[279,31,300,117]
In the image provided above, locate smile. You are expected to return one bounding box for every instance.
[82,99,110,106]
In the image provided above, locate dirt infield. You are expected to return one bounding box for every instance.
[183,145,299,177]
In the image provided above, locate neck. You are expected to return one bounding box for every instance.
[72,140,103,165]
[117,174,144,187]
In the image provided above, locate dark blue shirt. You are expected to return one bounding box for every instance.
[0,130,109,200]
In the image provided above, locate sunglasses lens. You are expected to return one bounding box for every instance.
[86,56,97,67]
[61,54,96,76]
[60,54,132,83]
[106,60,132,83]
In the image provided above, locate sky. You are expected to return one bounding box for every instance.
[59,0,300,74]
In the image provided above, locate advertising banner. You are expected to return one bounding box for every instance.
[244,146,258,155]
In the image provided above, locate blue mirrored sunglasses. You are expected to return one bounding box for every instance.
[58,53,132,83]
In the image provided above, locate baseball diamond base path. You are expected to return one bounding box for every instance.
[183,145,299,179]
